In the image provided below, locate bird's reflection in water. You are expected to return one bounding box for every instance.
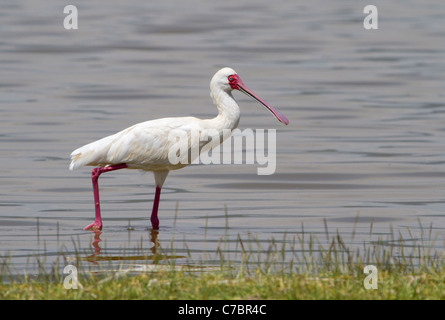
[82,229,185,264]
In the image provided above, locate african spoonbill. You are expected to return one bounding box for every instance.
[69,67,289,231]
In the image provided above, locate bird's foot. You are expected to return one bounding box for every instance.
[151,223,159,230]
[151,216,159,230]
[84,221,102,232]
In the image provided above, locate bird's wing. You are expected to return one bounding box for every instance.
[69,117,201,170]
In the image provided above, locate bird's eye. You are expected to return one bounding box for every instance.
[228,77,234,81]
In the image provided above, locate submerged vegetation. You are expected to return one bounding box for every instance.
[1,218,444,300]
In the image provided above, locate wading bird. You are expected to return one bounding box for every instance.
[69,67,289,231]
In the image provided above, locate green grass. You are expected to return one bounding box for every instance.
[1,268,445,299]
[1,218,445,300]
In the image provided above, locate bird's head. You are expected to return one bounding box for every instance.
[211,67,289,125]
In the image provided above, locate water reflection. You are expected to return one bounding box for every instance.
[80,229,186,264]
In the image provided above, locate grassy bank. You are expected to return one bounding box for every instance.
[1,219,444,300]
[1,268,445,299]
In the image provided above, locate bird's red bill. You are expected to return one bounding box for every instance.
[229,74,289,125]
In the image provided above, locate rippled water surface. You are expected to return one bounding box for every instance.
[1,0,445,275]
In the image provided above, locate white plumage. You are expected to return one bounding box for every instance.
[70,67,289,231]
[70,117,198,171]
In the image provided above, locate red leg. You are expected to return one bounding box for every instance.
[84,163,128,231]
[150,186,162,230]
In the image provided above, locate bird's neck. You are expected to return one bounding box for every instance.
[209,88,240,131]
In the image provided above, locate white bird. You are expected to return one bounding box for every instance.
[69,67,289,231]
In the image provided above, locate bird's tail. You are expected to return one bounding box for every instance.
[69,135,115,170]
[69,142,101,171]
[69,151,82,170]
[69,147,89,170]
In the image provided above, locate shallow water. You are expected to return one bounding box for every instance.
[1,0,445,276]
